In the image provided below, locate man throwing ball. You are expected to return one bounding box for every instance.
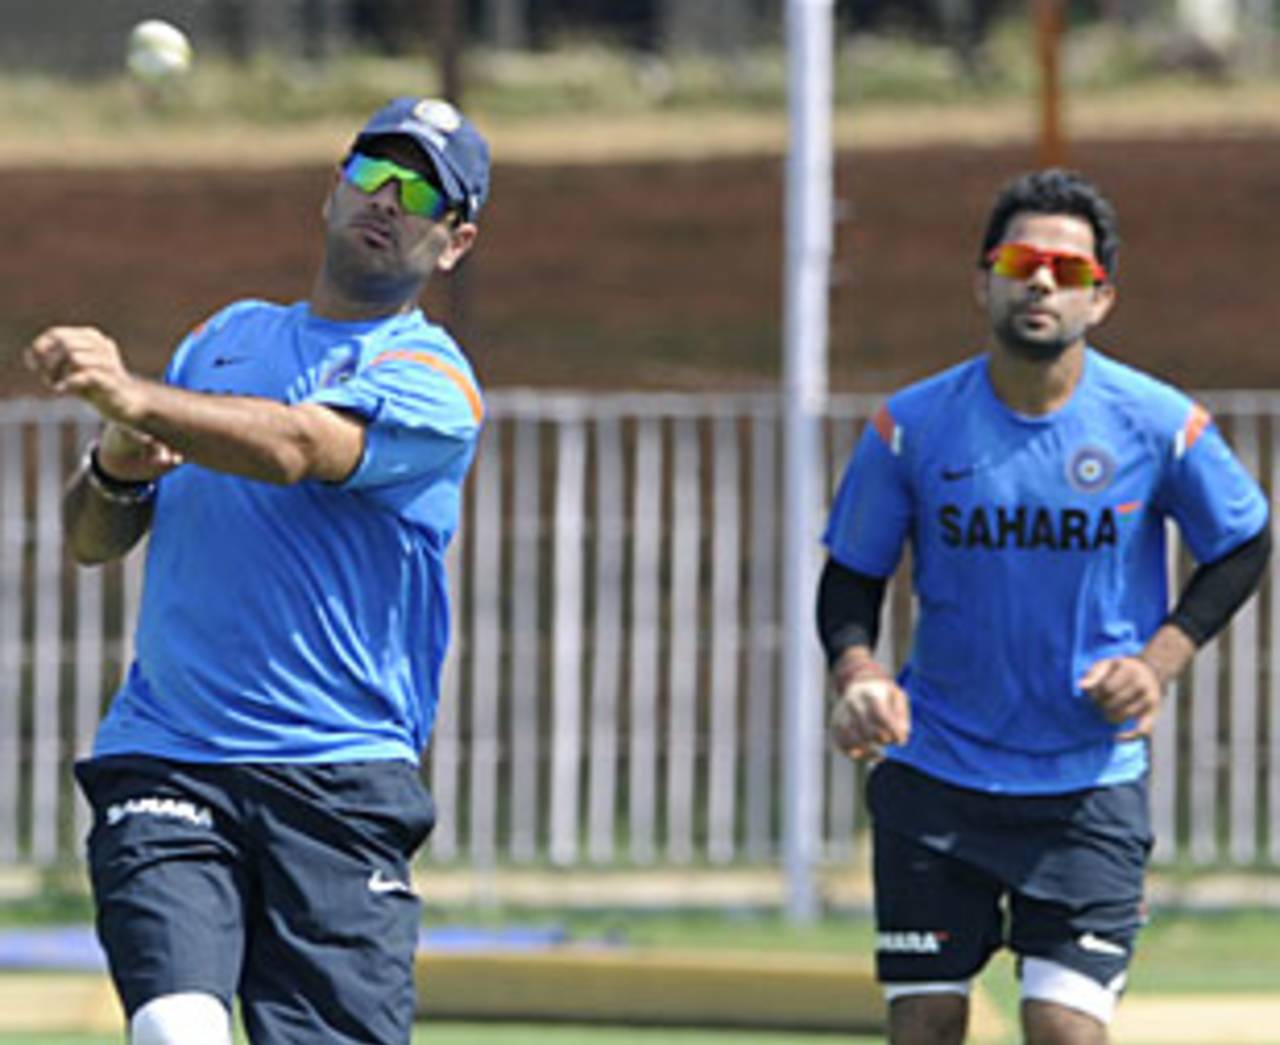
[819,169,1269,1044]
[27,96,489,1044]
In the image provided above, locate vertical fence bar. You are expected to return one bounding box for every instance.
[1150,523,1181,863]
[120,541,145,675]
[628,417,662,864]
[1227,414,1261,863]
[549,417,586,866]
[587,417,624,863]
[429,538,463,861]
[707,414,742,864]
[1189,638,1221,864]
[72,420,104,844]
[507,418,541,862]
[0,420,24,861]
[31,421,62,862]
[745,409,778,861]
[1228,610,1260,863]
[824,415,858,857]
[468,430,502,869]
[666,418,700,864]
[789,397,830,886]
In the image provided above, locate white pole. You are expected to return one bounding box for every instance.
[781,0,833,924]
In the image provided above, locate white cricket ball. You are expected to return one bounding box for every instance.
[126,19,193,82]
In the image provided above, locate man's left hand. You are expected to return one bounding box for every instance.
[1079,656,1164,740]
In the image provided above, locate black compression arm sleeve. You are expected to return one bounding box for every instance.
[1168,524,1271,646]
[816,558,888,668]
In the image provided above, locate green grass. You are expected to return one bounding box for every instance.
[424,906,879,954]
[1128,908,1280,994]
[2,906,1277,1043]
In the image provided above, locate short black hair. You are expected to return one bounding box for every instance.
[979,168,1120,279]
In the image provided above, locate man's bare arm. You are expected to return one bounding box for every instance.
[121,379,365,485]
[28,326,366,486]
[62,446,157,565]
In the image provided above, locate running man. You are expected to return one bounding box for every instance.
[26,96,488,1044]
[819,168,1269,1044]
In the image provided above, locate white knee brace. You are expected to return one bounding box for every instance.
[1021,956,1124,1025]
[130,991,232,1045]
[884,980,972,1002]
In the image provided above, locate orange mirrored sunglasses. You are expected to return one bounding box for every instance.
[986,242,1107,288]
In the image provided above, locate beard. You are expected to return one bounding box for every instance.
[322,232,421,308]
[992,308,1077,362]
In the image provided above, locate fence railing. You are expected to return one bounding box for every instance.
[2,391,1278,871]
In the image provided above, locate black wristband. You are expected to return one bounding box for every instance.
[86,444,156,503]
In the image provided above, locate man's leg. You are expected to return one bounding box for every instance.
[74,757,247,1041]
[1009,779,1152,1045]
[867,763,1006,1045]
[1020,956,1117,1043]
[886,985,970,1045]
[1022,997,1108,1045]
[240,761,435,1044]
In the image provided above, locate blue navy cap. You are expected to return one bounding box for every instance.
[354,96,490,220]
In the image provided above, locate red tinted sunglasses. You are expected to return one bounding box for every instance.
[986,242,1108,288]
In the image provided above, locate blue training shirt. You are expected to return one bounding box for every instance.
[824,349,1267,794]
[93,300,483,764]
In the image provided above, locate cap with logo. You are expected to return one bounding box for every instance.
[354,97,490,220]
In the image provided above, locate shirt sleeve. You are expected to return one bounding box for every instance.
[822,403,914,578]
[308,347,484,490]
[1157,402,1269,563]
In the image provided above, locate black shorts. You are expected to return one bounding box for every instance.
[75,755,435,1044]
[867,760,1152,989]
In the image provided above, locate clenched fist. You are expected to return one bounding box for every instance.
[829,654,911,761]
[25,326,141,421]
[1079,655,1164,740]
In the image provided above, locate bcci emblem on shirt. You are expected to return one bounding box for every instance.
[1067,445,1117,494]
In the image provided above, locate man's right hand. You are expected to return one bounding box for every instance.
[26,326,142,420]
[98,423,183,482]
[828,650,911,761]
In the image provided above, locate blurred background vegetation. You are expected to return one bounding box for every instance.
[0,1,1274,133]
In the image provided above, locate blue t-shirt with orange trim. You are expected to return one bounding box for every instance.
[824,349,1267,794]
[93,300,483,764]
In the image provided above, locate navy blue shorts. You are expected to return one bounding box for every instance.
[75,755,435,1044]
[866,760,1152,989]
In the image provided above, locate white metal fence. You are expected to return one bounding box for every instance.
[2,391,1278,871]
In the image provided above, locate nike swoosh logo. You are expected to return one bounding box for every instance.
[211,356,248,368]
[1077,932,1126,957]
[941,466,975,481]
[367,870,414,896]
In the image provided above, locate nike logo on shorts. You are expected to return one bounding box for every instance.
[1077,932,1126,957]
[367,869,414,896]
